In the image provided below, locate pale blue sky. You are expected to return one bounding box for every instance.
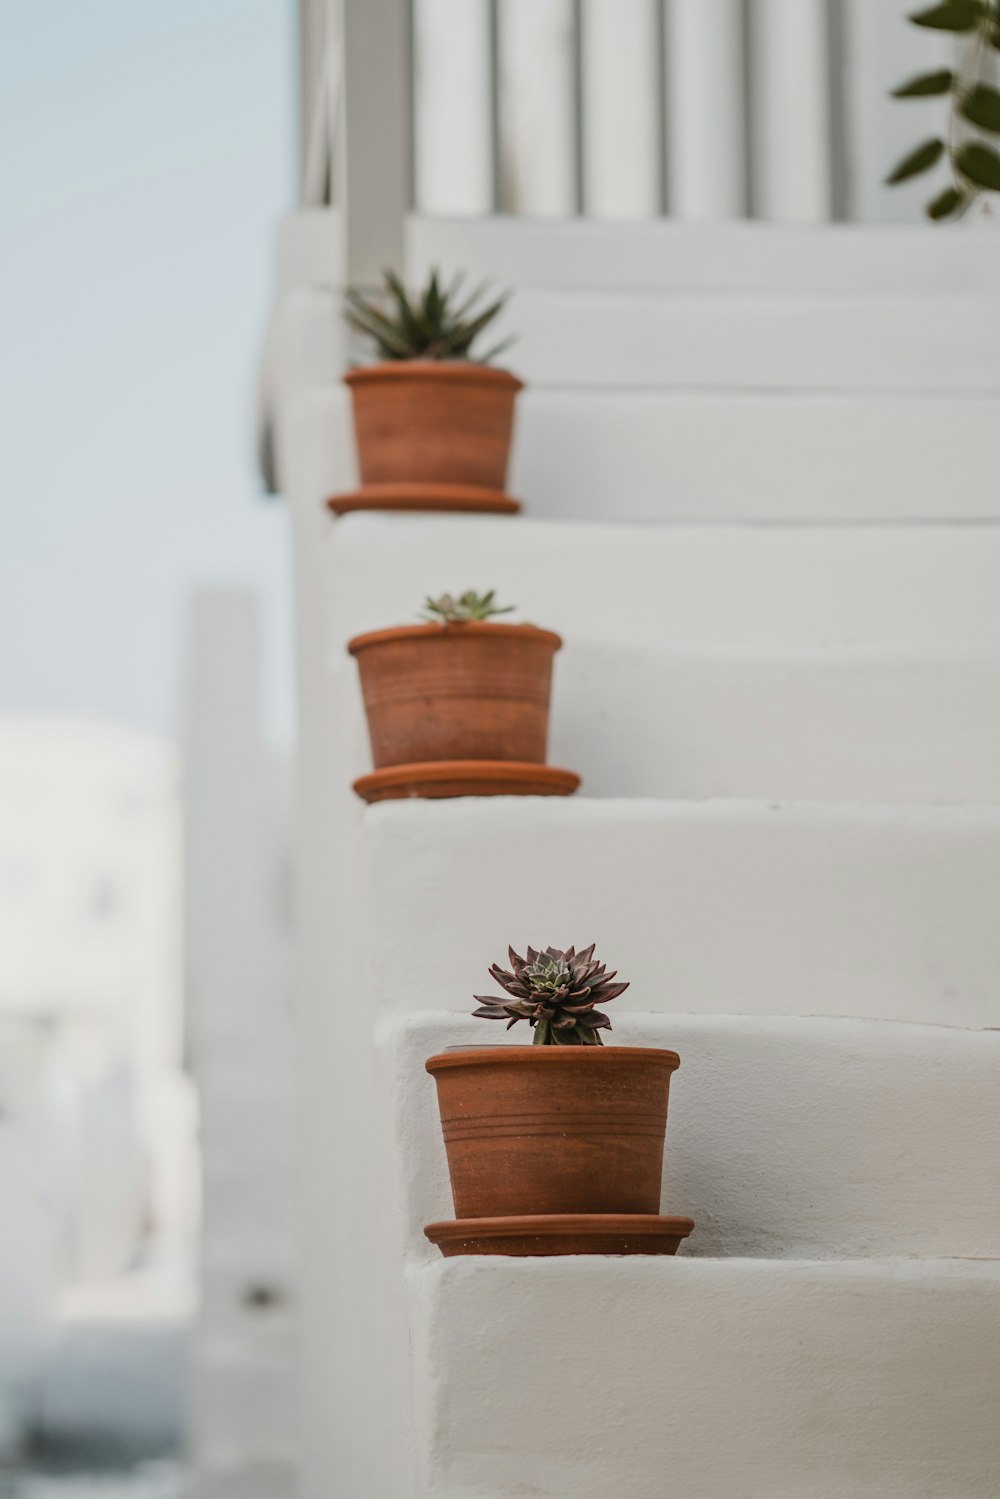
[0,1,296,742]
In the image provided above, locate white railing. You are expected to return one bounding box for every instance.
[298,0,955,280]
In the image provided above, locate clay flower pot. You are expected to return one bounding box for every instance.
[424,1214,695,1258]
[345,362,522,495]
[348,622,562,769]
[425,1046,681,1219]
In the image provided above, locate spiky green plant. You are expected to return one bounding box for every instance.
[473,945,629,1046]
[887,1,1000,219]
[345,268,512,363]
[421,589,515,625]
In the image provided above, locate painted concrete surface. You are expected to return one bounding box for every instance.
[326,512,1000,656]
[375,1010,1000,1490]
[381,1011,1000,1263]
[274,269,1000,523]
[325,513,1000,805]
[551,645,1000,803]
[365,798,1000,1028]
[334,633,1000,805]
[409,1255,1000,1499]
[268,225,1000,1498]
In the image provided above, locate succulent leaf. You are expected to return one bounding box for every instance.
[422,591,516,624]
[472,944,629,1046]
[345,267,511,363]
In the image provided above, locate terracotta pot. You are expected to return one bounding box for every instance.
[327,482,520,517]
[353,760,580,803]
[345,362,522,492]
[424,1214,695,1258]
[426,1046,681,1219]
[348,622,562,768]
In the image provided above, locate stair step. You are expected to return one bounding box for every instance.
[365,799,1000,1028]
[326,515,1000,800]
[407,1255,1000,1499]
[336,639,1000,804]
[379,1012,1000,1264]
[326,514,1000,655]
[552,646,1000,802]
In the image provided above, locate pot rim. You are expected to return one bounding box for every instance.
[426,1045,680,1075]
[347,621,562,657]
[345,360,522,393]
[425,1213,696,1238]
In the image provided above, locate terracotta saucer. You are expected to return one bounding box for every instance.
[353,760,581,803]
[327,482,521,516]
[424,1214,695,1258]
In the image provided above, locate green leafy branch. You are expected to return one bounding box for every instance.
[887,0,1000,220]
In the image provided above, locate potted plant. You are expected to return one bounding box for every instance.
[423,945,693,1257]
[330,269,522,515]
[348,592,580,802]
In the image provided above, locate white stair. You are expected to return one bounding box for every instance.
[324,514,1000,654]
[324,514,1000,808]
[307,528,1000,1496]
[364,798,1000,1028]
[409,1256,1000,1499]
[381,1012,1000,1265]
[264,212,1000,1498]
[374,1010,1000,1496]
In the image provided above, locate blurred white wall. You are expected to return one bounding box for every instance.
[0,715,193,1453]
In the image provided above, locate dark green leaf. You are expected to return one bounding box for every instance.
[885,137,946,184]
[344,266,508,361]
[343,300,414,358]
[961,83,1000,132]
[926,184,970,218]
[908,0,985,29]
[957,139,1000,187]
[475,336,516,366]
[892,69,955,96]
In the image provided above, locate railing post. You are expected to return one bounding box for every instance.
[665,0,748,219]
[748,0,831,221]
[412,0,493,214]
[335,0,412,284]
[580,0,662,217]
[495,0,578,215]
